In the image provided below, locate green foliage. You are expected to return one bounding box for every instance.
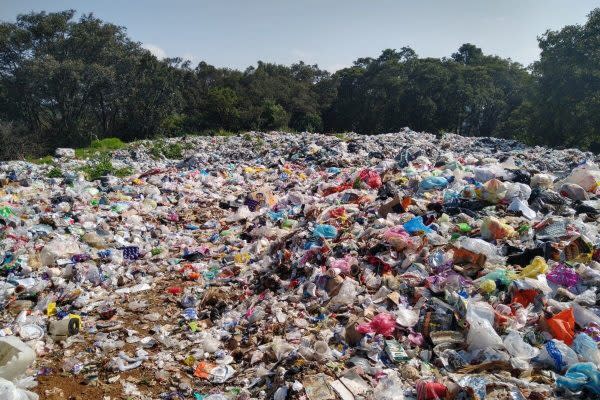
[149,140,183,159]
[47,167,63,178]
[80,153,115,181]
[114,166,134,177]
[528,8,600,148]
[2,9,600,155]
[160,114,186,136]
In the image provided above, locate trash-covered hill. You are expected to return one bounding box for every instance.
[1,130,600,400]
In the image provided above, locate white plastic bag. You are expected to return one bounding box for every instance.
[466,300,503,350]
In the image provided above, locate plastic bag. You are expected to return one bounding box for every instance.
[481,179,507,203]
[329,279,357,308]
[358,169,382,189]
[356,313,396,336]
[564,165,600,192]
[537,339,579,371]
[517,256,548,279]
[0,377,39,400]
[556,362,600,394]
[384,226,419,250]
[420,176,449,191]
[480,216,514,240]
[455,237,504,263]
[508,198,537,220]
[547,308,576,345]
[39,236,81,266]
[0,337,36,381]
[572,333,600,366]
[329,255,356,274]
[573,302,600,327]
[546,264,579,288]
[313,224,337,239]
[395,306,419,328]
[481,269,515,287]
[530,173,554,189]
[503,181,532,201]
[466,300,503,350]
[403,217,432,234]
[503,330,539,361]
[372,375,405,400]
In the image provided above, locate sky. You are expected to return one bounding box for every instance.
[1,1,598,71]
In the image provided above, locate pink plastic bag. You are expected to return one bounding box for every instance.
[329,255,356,274]
[356,313,396,336]
[384,226,419,250]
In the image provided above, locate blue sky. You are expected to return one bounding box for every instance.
[1,1,598,71]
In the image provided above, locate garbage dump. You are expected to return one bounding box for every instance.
[1,129,600,399]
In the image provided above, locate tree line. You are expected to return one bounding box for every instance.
[1,9,600,159]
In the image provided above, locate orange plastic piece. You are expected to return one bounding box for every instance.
[512,289,538,307]
[194,361,216,379]
[547,308,575,345]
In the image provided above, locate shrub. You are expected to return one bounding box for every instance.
[80,153,115,181]
[149,140,183,159]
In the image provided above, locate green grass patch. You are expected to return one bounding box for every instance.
[75,137,126,159]
[29,155,54,165]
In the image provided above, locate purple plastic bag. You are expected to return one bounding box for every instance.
[546,264,579,287]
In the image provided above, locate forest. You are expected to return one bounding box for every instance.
[1,9,600,159]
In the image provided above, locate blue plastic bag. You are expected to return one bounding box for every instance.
[556,362,600,394]
[420,176,449,190]
[403,217,433,234]
[572,333,600,365]
[267,210,286,221]
[313,224,338,239]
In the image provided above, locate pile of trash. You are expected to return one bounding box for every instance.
[1,129,600,399]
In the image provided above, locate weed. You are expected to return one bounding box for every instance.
[80,153,115,181]
[47,167,63,178]
[149,140,183,159]
[114,167,134,177]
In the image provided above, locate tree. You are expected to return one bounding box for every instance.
[531,8,600,148]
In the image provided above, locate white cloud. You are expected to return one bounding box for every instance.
[142,43,167,59]
[325,63,349,72]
